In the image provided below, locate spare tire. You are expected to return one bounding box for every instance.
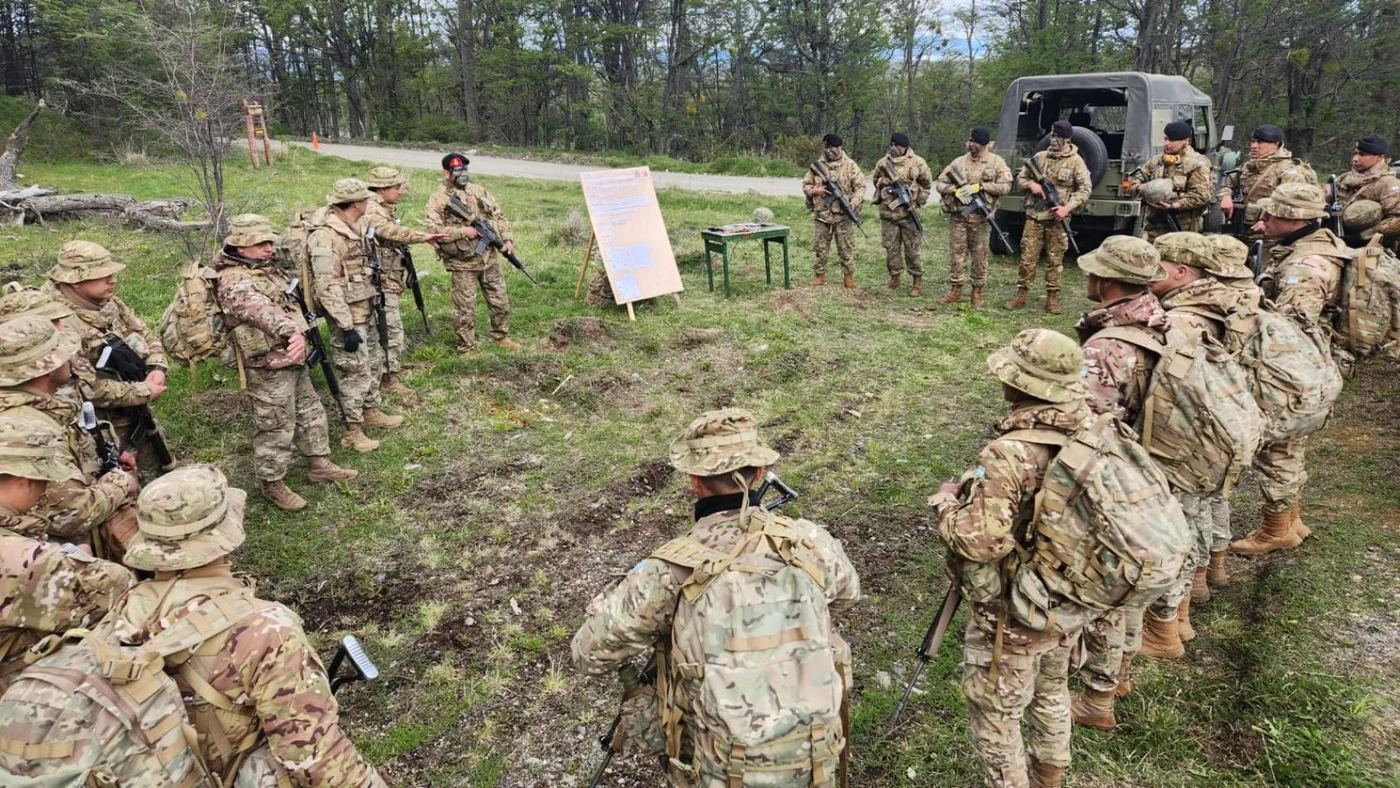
[1035,127,1110,187]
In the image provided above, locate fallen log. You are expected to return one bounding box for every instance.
[0,192,209,233]
[0,100,44,191]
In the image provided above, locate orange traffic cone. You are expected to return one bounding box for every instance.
[312,132,320,150]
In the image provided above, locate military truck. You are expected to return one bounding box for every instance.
[991,71,1236,254]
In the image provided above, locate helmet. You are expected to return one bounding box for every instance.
[751,207,775,224]
[1342,199,1383,231]
[1139,178,1176,204]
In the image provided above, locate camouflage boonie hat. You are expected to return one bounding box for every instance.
[0,286,74,323]
[1258,182,1327,220]
[988,328,1086,404]
[326,177,372,205]
[1154,232,1221,272]
[1078,235,1166,284]
[1205,235,1255,279]
[224,213,279,249]
[1342,199,1383,231]
[0,315,81,387]
[669,408,780,476]
[1140,178,1176,204]
[47,240,126,284]
[367,166,409,188]
[123,464,247,572]
[0,410,67,482]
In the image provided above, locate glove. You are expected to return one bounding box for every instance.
[342,329,362,353]
[955,183,981,200]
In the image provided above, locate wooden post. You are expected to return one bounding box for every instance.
[626,302,636,321]
[256,108,272,166]
[242,100,259,170]
[573,231,596,299]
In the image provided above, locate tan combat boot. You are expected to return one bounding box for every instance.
[1231,506,1302,555]
[308,456,358,482]
[887,272,901,289]
[1139,612,1185,658]
[910,275,923,297]
[813,273,826,286]
[340,428,380,454]
[1028,759,1066,788]
[939,284,963,305]
[1207,550,1229,587]
[362,407,404,430]
[1070,687,1117,730]
[1005,287,1029,309]
[843,272,857,289]
[382,374,419,405]
[1177,597,1196,642]
[1291,501,1311,540]
[970,286,986,308]
[494,337,522,352]
[1045,292,1062,314]
[1191,566,1210,602]
[262,480,306,512]
[1114,653,1135,697]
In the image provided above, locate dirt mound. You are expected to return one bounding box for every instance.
[549,316,607,348]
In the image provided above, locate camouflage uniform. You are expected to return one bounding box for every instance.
[0,409,134,694]
[931,329,1091,788]
[936,152,1013,289]
[1129,145,1213,241]
[802,154,866,280]
[573,410,860,787]
[45,241,173,482]
[425,177,516,352]
[1334,159,1400,249]
[113,466,387,786]
[1014,146,1091,298]
[1219,146,1318,244]
[872,149,933,280]
[365,167,437,377]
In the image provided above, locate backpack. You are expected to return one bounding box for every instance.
[1005,414,1192,634]
[278,208,318,314]
[650,507,845,785]
[1095,324,1263,496]
[158,260,226,367]
[0,592,272,788]
[1333,237,1400,359]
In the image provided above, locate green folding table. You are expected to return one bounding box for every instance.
[700,223,791,296]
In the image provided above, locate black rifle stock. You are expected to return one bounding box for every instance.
[1220,167,1244,236]
[401,245,430,333]
[811,161,867,237]
[79,401,121,475]
[364,229,392,351]
[890,586,963,726]
[880,160,923,237]
[444,195,539,285]
[94,339,173,467]
[950,164,1017,255]
[1326,174,1344,236]
[286,278,348,425]
[1026,156,1080,255]
[1251,240,1265,282]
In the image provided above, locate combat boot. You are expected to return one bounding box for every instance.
[1045,292,1062,314]
[1138,613,1185,659]
[308,456,358,482]
[1005,287,1028,310]
[813,273,826,286]
[1191,566,1210,602]
[1177,597,1196,642]
[340,428,380,454]
[910,275,923,297]
[1070,687,1116,731]
[1231,506,1302,555]
[843,272,856,289]
[262,480,306,512]
[1290,501,1311,540]
[970,286,986,308]
[887,272,901,289]
[494,337,522,352]
[382,374,419,405]
[1207,550,1229,587]
[1028,760,1066,788]
[1114,654,1135,697]
[362,407,404,430]
[939,284,963,305]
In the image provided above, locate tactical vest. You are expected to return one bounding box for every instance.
[311,214,376,306]
[436,186,490,260]
[215,265,309,363]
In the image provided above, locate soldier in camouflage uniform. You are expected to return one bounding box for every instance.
[111,465,388,786]
[214,214,359,511]
[1128,121,1214,242]
[1218,124,1319,247]
[936,127,1013,306]
[930,328,1092,788]
[872,132,933,295]
[364,166,448,402]
[44,241,174,482]
[803,134,866,289]
[573,409,860,787]
[1009,120,1092,314]
[425,152,523,353]
[0,409,134,694]
[1331,135,1400,250]
[309,178,406,453]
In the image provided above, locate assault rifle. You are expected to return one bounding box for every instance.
[949,164,1017,255]
[94,338,174,468]
[879,160,923,237]
[328,635,380,693]
[889,585,963,726]
[401,245,430,333]
[286,278,348,425]
[1250,240,1265,282]
[1025,156,1081,255]
[1326,174,1344,236]
[811,161,867,237]
[1219,167,1243,236]
[364,227,392,351]
[79,401,121,475]
[444,195,539,285]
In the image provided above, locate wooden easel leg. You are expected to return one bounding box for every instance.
[627,302,636,321]
[671,294,682,308]
[189,359,198,392]
[574,232,596,299]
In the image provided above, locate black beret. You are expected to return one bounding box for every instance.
[1051,120,1074,138]
[1357,135,1390,156]
[1251,124,1284,143]
[1164,121,1193,141]
[969,126,991,145]
[822,134,843,148]
[890,132,910,147]
[441,152,469,169]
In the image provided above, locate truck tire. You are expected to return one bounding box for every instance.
[1036,128,1110,186]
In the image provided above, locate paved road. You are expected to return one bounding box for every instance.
[292,140,809,197]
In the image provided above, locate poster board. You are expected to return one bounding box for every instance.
[579,167,683,305]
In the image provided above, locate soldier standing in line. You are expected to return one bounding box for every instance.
[1129,121,1213,242]
[213,214,359,511]
[363,166,448,402]
[872,132,933,296]
[1331,135,1400,250]
[309,178,406,453]
[803,134,866,289]
[425,152,523,353]
[935,127,1012,307]
[1218,124,1318,248]
[930,328,1093,788]
[1009,120,1092,314]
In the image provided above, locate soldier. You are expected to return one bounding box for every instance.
[803,133,866,288]
[309,177,406,453]
[0,316,139,559]
[105,464,388,785]
[573,409,860,787]
[43,240,173,482]
[363,166,448,401]
[1129,121,1213,242]
[1009,120,1092,314]
[425,152,523,353]
[872,132,933,296]
[935,127,1013,306]
[930,328,1092,788]
[213,214,359,511]
[1331,135,1400,249]
[0,409,134,694]
[1218,124,1318,245]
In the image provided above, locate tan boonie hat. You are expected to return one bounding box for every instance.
[224,213,279,249]
[1258,182,1327,220]
[123,464,247,572]
[669,408,780,476]
[1154,232,1221,272]
[47,240,126,284]
[0,409,67,482]
[327,177,372,205]
[1205,235,1255,280]
[366,166,409,188]
[0,315,81,388]
[1342,199,1383,231]
[988,328,1086,404]
[1078,235,1166,284]
[0,286,74,323]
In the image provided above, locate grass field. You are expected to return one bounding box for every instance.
[3,145,1397,786]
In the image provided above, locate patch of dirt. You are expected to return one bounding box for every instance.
[266,569,428,633]
[677,327,724,346]
[770,288,816,316]
[190,389,249,420]
[548,316,608,349]
[562,458,676,537]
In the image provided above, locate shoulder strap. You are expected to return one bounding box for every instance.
[999,428,1070,448]
[141,590,276,663]
[1092,325,1168,358]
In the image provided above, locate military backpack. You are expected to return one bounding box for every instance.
[278,208,319,314]
[158,259,227,367]
[1331,236,1400,361]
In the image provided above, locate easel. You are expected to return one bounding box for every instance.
[573,231,681,321]
[243,100,273,168]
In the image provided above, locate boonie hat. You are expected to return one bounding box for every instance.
[123,465,248,572]
[326,178,372,205]
[988,328,1086,404]
[1078,235,1166,284]
[47,241,126,284]
[669,408,780,477]
[224,213,279,249]
[367,166,409,188]
[0,286,74,323]
[1153,232,1220,273]
[1205,235,1255,280]
[1258,183,1327,220]
[0,315,81,388]
[0,409,67,483]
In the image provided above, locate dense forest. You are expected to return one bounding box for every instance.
[3,0,1398,168]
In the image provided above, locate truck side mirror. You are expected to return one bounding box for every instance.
[1221,125,1235,143]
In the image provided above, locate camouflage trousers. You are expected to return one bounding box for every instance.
[450,263,510,352]
[1140,211,1203,243]
[1017,219,1066,293]
[245,365,331,482]
[881,219,923,276]
[234,743,389,788]
[383,291,406,375]
[947,217,991,287]
[329,322,385,425]
[961,605,1075,786]
[1210,494,1233,552]
[812,219,855,277]
[1151,490,1207,620]
[1079,605,1144,693]
[1254,436,1308,514]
